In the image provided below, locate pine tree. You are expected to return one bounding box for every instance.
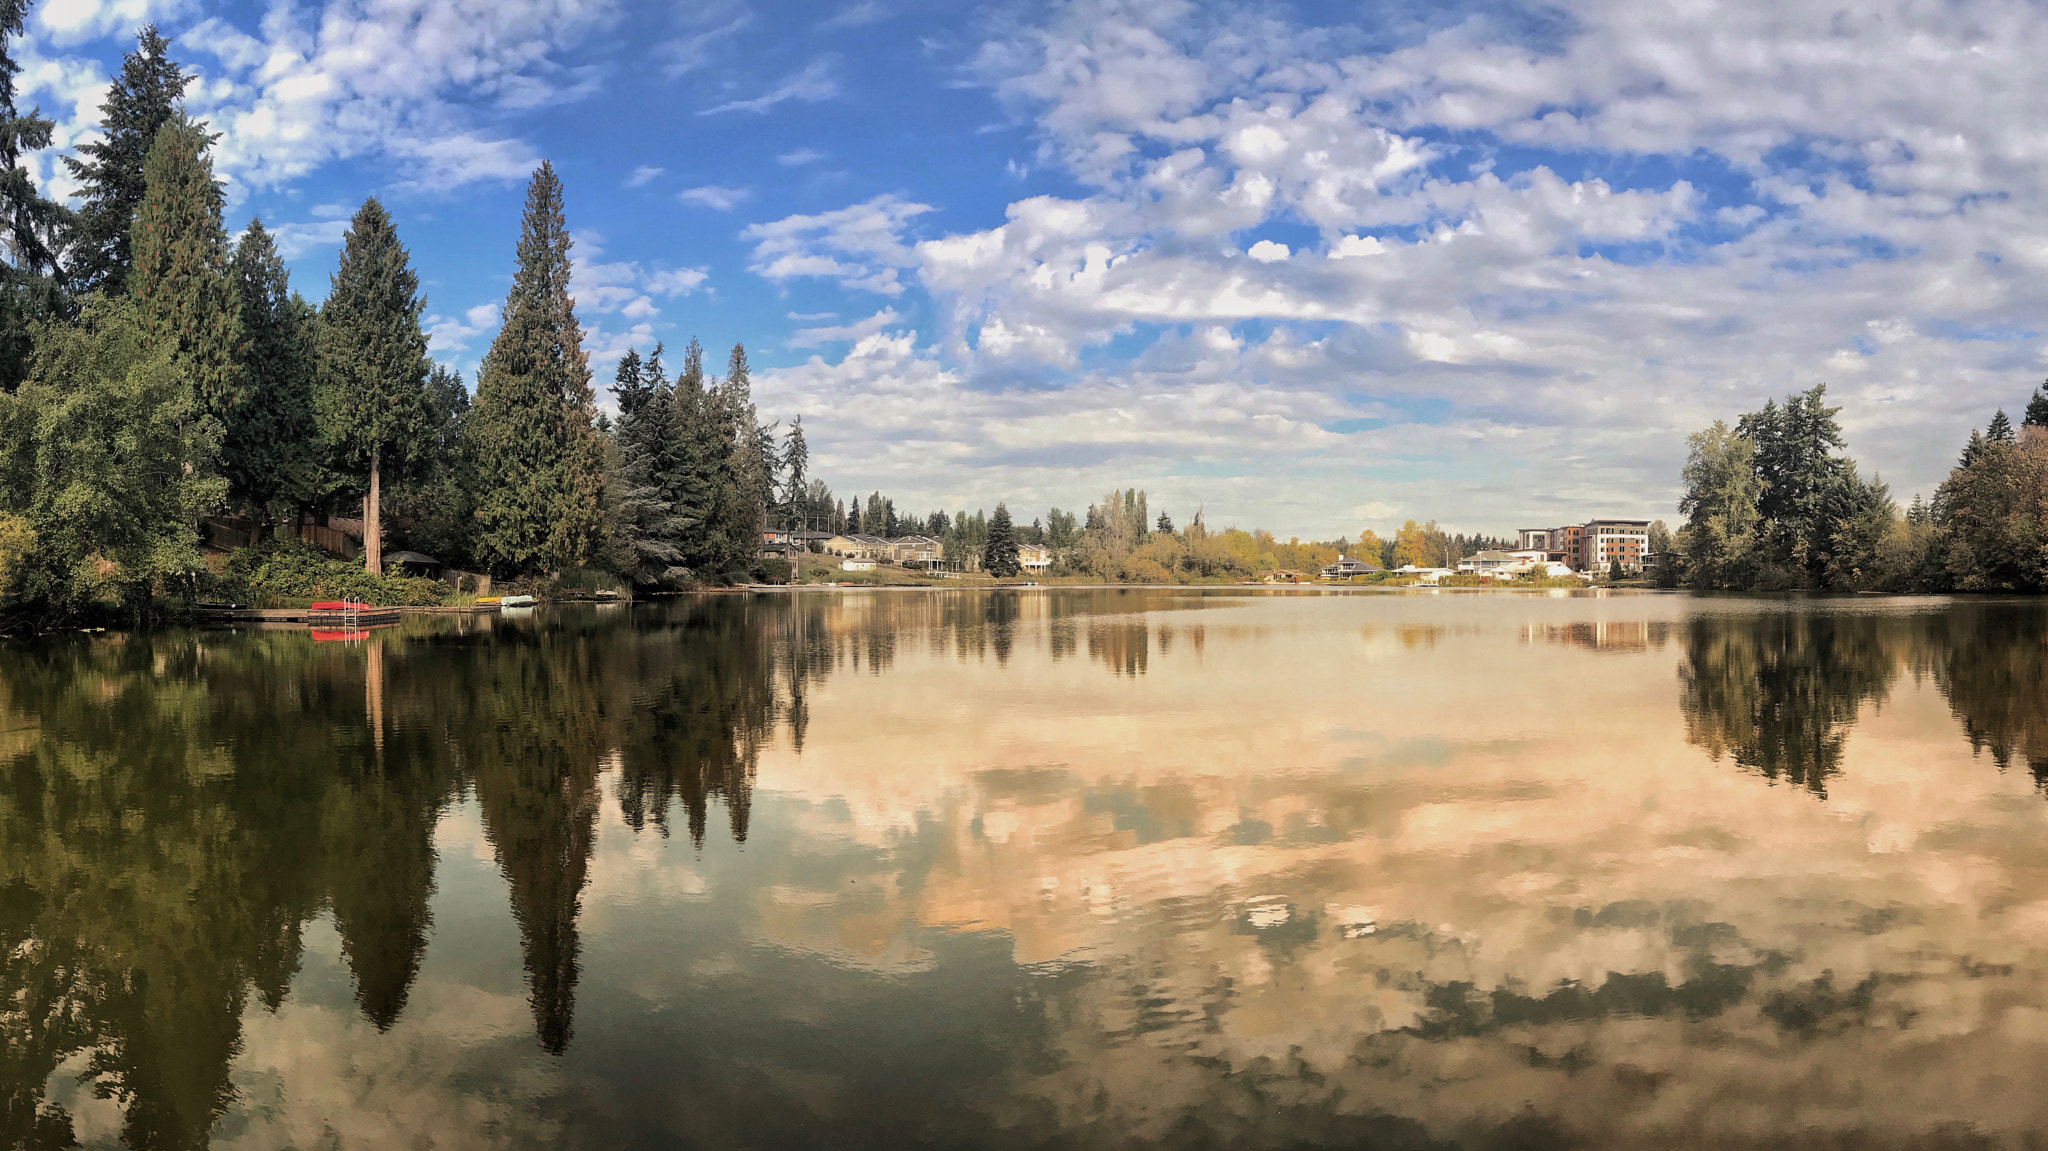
[781,416,808,531]
[131,118,242,419]
[1988,408,2015,443]
[604,348,687,586]
[225,218,316,520]
[1156,510,1173,534]
[315,198,430,574]
[667,337,714,573]
[64,25,191,297]
[0,0,69,390]
[466,162,606,575]
[2026,382,2048,429]
[698,342,767,582]
[984,502,1020,576]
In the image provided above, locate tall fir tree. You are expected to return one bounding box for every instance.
[984,502,1020,576]
[667,337,717,574]
[131,118,242,420]
[465,162,606,575]
[64,25,191,297]
[1988,408,2015,443]
[226,218,316,519]
[698,342,767,582]
[781,416,808,532]
[2026,382,2048,429]
[315,198,430,574]
[0,0,68,391]
[604,348,688,586]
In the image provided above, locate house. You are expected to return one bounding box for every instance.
[1319,555,1383,580]
[888,535,944,566]
[765,529,836,553]
[823,534,892,560]
[1582,519,1652,573]
[840,559,876,572]
[1457,549,1521,573]
[1263,569,1304,584]
[1392,565,1454,584]
[1018,543,1051,572]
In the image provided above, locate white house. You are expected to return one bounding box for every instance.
[1018,543,1051,572]
[1319,555,1383,580]
[840,559,876,572]
[1392,565,1454,584]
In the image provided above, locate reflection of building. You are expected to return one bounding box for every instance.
[1523,619,1659,652]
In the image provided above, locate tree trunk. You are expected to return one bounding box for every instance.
[365,448,383,575]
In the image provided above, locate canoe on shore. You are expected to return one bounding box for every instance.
[499,595,536,608]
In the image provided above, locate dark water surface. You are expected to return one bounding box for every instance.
[7,589,2048,1149]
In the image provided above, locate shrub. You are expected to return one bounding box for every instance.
[215,539,448,606]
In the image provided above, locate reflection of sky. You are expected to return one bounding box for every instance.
[95,593,2048,1147]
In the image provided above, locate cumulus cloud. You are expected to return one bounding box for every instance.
[168,0,612,191]
[625,165,664,188]
[742,193,933,296]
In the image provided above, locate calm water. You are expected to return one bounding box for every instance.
[6,589,2048,1149]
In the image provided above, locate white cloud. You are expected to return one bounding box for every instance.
[170,0,612,191]
[678,185,749,210]
[778,148,825,166]
[1246,239,1289,263]
[742,193,933,296]
[817,1,884,31]
[699,58,838,115]
[660,6,751,78]
[425,302,500,353]
[32,0,189,47]
[789,307,905,347]
[625,165,665,188]
[264,218,351,260]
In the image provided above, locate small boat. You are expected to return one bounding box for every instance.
[308,600,369,611]
[475,596,503,605]
[498,594,536,608]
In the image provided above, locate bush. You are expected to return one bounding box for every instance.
[214,539,448,607]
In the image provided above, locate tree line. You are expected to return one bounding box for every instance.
[0,20,810,625]
[1674,381,2048,592]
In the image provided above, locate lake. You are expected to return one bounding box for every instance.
[5,588,2048,1149]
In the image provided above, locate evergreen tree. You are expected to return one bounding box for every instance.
[1988,408,2015,443]
[466,163,606,575]
[0,1,67,393]
[64,25,191,297]
[698,342,766,582]
[315,198,430,574]
[131,118,242,420]
[781,416,808,531]
[666,337,714,573]
[604,348,688,586]
[1156,510,1173,534]
[225,218,316,520]
[984,502,1020,576]
[2026,383,2048,429]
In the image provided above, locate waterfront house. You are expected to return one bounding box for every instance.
[1263,569,1304,584]
[1018,543,1051,572]
[1319,556,1382,580]
[1457,550,1520,573]
[1392,565,1454,584]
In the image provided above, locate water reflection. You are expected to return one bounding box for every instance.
[10,592,2048,1147]
[1678,610,1903,796]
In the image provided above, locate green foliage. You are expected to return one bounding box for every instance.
[216,538,444,606]
[466,163,606,576]
[62,24,190,297]
[0,508,32,596]
[2026,383,2048,429]
[1933,427,2048,591]
[130,118,242,417]
[0,3,70,392]
[984,502,1020,577]
[0,296,222,622]
[224,218,317,517]
[1677,420,1762,590]
[603,346,689,587]
[314,199,431,483]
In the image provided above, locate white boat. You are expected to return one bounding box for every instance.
[498,594,536,608]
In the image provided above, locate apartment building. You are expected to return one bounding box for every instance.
[1516,519,1651,573]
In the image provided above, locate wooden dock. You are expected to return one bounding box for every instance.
[194,603,496,626]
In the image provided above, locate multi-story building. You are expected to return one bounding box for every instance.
[1515,520,1650,573]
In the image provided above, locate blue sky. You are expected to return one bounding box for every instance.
[17,0,2048,536]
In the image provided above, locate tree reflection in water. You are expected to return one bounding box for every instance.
[15,593,2048,1148]
[1678,610,1903,796]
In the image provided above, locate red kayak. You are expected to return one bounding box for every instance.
[308,600,369,610]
